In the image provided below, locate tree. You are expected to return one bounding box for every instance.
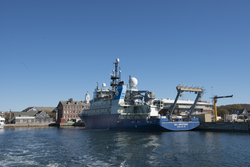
[217,108,228,116]
[229,104,243,114]
[4,112,10,123]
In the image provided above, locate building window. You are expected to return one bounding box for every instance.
[64,111,66,114]
[67,111,69,113]
[70,110,72,113]
[67,106,69,109]
[73,115,75,118]
[73,106,75,109]
[64,115,66,118]
[70,106,72,109]
[64,106,66,109]
[70,115,72,118]
[73,110,75,113]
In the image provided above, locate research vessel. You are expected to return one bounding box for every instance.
[79,58,203,131]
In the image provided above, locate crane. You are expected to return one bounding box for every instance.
[168,86,204,121]
[213,95,233,122]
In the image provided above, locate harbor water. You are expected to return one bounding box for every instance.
[0,127,249,167]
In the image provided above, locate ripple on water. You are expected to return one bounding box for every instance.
[0,128,250,167]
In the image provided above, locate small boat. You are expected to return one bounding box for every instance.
[0,112,5,129]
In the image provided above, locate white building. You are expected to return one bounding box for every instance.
[154,98,213,117]
[224,114,238,122]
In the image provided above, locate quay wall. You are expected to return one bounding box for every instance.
[196,122,250,132]
[4,122,85,128]
[4,123,55,128]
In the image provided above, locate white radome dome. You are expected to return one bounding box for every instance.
[85,93,90,102]
[116,58,120,62]
[129,77,138,87]
[102,83,106,87]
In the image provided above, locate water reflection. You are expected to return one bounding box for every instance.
[0,128,250,167]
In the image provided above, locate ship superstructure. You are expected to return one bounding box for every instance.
[79,58,201,131]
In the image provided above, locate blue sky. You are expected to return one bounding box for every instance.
[1,0,249,111]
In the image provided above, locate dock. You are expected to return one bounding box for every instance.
[3,122,85,128]
[195,122,250,132]
[4,123,56,128]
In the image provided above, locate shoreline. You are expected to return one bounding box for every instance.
[3,122,85,128]
[4,123,58,128]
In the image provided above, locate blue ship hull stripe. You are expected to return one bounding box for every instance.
[79,114,200,131]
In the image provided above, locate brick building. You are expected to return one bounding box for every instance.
[56,98,89,123]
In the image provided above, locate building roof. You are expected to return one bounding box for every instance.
[13,110,51,118]
[22,107,34,112]
[13,111,37,117]
[22,107,56,112]
[59,101,88,106]
[233,109,248,115]
[35,107,56,112]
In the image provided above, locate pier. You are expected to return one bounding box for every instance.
[3,122,85,128]
[195,122,250,132]
[4,123,56,128]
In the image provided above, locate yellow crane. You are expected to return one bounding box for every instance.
[213,95,233,122]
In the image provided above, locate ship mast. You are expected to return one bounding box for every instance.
[110,58,121,91]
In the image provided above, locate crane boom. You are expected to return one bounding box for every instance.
[214,95,233,99]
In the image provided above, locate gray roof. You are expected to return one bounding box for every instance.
[36,107,56,112]
[233,109,248,115]
[22,107,34,112]
[22,107,56,112]
[13,111,37,117]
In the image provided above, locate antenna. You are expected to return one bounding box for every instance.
[110,58,121,91]
[119,67,121,82]
[129,75,131,89]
